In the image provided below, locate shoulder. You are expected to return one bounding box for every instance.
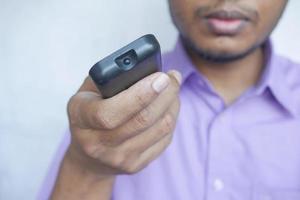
[275,55,300,89]
[275,55,300,116]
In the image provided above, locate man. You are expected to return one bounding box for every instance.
[39,0,300,199]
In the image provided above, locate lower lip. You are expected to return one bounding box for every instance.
[205,18,247,35]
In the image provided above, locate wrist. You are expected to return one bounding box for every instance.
[50,146,115,200]
[65,143,115,180]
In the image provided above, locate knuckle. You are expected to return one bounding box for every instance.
[109,149,140,174]
[109,152,127,169]
[94,108,116,129]
[119,153,141,174]
[78,139,108,160]
[161,114,174,134]
[81,144,98,158]
[134,92,148,109]
[67,95,79,121]
[135,107,153,127]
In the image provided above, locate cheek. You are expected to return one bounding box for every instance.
[256,1,285,38]
[170,1,195,30]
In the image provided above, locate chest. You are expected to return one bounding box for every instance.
[172,88,300,199]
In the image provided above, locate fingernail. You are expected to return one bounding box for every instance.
[152,74,170,93]
[170,70,182,85]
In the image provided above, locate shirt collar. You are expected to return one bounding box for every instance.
[165,36,298,117]
[255,40,298,117]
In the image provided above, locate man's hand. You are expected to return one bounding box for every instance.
[51,70,182,200]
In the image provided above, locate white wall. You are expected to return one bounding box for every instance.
[0,0,299,199]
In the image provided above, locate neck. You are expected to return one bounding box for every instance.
[185,44,265,105]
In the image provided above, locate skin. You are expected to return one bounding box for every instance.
[169,0,288,104]
[51,0,288,199]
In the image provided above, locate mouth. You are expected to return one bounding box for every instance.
[203,10,251,36]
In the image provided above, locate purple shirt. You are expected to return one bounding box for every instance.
[38,38,300,200]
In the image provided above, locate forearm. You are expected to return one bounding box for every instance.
[50,149,115,200]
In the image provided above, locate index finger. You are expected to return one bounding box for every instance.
[95,72,171,129]
[69,71,181,130]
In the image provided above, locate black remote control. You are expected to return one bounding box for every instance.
[89,34,162,99]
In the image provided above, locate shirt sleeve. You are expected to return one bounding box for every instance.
[36,130,71,200]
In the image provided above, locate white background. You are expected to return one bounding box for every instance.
[0,0,299,199]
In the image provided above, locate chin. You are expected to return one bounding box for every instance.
[183,36,260,63]
[202,36,250,52]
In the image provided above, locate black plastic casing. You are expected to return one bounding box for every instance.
[89,34,162,99]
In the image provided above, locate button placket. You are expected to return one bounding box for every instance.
[205,110,232,199]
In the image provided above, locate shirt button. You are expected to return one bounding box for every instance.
[213,179,225,191]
